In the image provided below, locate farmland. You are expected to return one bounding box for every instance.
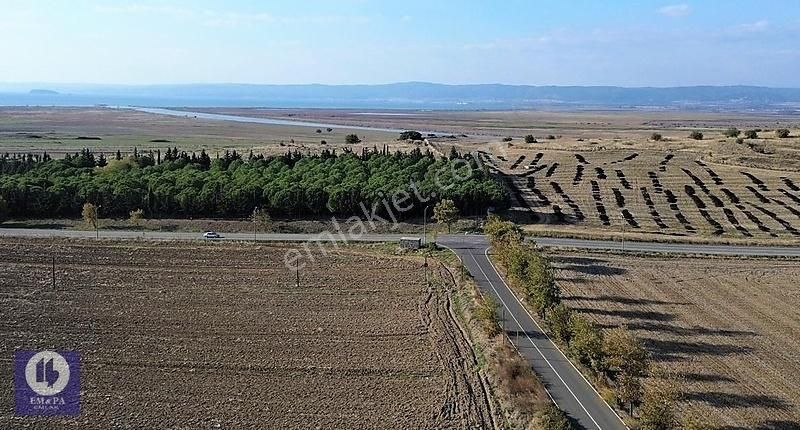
[485,147,800,243]
[553,252,800,428]
[0,238,499,429]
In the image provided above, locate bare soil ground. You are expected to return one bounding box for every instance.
[0,239,499,429]
[552,252,800,429]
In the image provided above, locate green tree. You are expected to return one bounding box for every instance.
[744,129,759,139]
[345,134,362,144]
[775,128,791,138]
[524,134,537,144]
[689,131,704,140]
[545,303,572,344]
[603,328,649,376]
[82,202,98,230]
[723,127,741,138]
[650,133,663,141]
[568,315,605,374]
[433,199,459,233]
[525,254,560,317]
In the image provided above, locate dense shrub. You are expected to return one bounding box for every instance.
[525,134,537,144]
[775,128,791,138]
[345,134,362,144]
[723,128,741,138]
[399,130,423,140]
[744,129,758,139]
[650,133,663,141]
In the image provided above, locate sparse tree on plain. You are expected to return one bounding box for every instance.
[399,130,423,141]
[689,131,704,140]
[524,134,537,144]
[345,134,362,144]
[650,133,663,141]
[744,129,759,139]
[775,128,791,138]
[433,199,459,233]
[723,128,741,138]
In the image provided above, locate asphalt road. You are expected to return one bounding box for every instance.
[438,235,627,430]
[2,227,799,257]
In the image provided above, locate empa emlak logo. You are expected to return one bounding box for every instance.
[14,350,80,416]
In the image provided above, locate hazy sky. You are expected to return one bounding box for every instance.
[1,0,799,86]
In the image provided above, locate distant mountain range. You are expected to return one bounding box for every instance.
[2,82,800,110]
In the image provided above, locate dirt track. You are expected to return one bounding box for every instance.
[0,239,498,429]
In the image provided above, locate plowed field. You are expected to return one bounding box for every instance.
[553,253,800,429]
[0,239,499,429]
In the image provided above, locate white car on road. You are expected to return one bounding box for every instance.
[203,231,222,239]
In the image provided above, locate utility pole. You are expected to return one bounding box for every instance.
[52,255,56,288]
[95,205,102,239]
[422,205,431,247]
[295,262,300,288]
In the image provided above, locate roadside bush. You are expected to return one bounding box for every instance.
[475,296,502,337]
[688,131,703,140]
[723,127,740,138]
[650,133,663,141]
[525,134,537,144]
[546,135,556,140]
[502,136,513,142]
[129,208,145,225]
[345,134,361,144]
[744,129,759,139]
[775,128,791,138]
[639,371,681,430]
[538,404,573,430]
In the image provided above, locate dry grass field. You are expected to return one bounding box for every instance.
[552,252,800,429]
[0,107,402,156]
[0,239,499,429]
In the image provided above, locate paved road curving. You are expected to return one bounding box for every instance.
[439,235,628,429]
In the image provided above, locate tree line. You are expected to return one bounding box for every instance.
[484,217,710,429]
[0,147,509,220]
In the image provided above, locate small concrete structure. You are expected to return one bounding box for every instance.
[399,236,422,250]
